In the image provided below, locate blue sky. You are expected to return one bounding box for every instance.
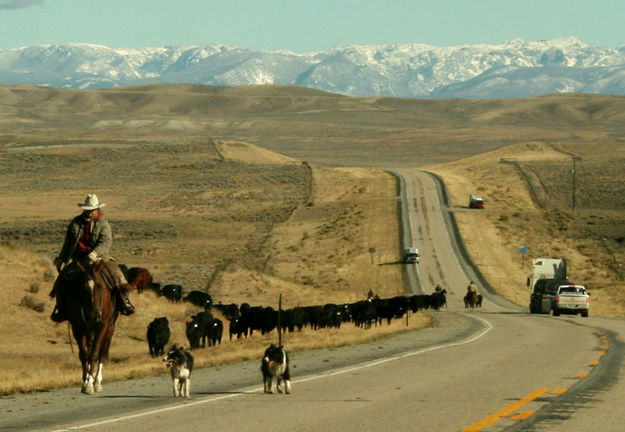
[1,0,623,52]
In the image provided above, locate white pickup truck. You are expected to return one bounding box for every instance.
[552,284,590,317]
[402,247,419,264]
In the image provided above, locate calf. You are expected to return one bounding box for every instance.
[261,344,291,394]
[162,345,193,398]
[146,316,170,357]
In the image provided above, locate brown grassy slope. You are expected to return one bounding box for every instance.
[425,141,625,316]
[0,140,416,394]
[2,84,625,167]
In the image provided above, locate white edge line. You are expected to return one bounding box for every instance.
[52,315,493,431]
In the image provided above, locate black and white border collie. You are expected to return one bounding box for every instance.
[261,344,291,394]
[162,345,194,398]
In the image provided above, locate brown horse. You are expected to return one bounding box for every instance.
[62,260,120,394]
[464,290,478,310]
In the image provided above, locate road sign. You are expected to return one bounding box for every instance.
[520,247,528,268]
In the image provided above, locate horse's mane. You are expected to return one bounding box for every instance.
[76,260,115,290]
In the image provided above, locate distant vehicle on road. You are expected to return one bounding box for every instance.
[402,247,419,263]
[528,258,567,314]
[527,257,589,317]
[469,194,485,209]
[552,284,590,317]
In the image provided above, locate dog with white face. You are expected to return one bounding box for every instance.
[162,345,194,398]
[261,344,291,394]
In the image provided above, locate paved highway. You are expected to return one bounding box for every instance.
[2,169,624,431]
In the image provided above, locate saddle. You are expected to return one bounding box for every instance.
[49,259,116,298]
[93,260,118,292]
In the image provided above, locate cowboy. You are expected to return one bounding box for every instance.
[467,281,479,295]
[49,194,135,322]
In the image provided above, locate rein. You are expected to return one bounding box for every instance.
[67,321,74,353]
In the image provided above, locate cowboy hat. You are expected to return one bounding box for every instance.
[77,194,106,210]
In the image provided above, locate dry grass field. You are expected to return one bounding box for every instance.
[0,136,412,394]
[1,83,624,394]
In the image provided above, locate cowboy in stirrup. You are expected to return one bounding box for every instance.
[49,194,135,322]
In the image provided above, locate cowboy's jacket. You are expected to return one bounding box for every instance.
[58,213,112,264]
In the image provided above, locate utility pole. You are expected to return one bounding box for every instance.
[572,156,581,216]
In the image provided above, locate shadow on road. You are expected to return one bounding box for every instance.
[194,390,255,396]
[100,395,164,399]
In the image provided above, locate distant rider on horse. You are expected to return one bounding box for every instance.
[467,281,479,296]
[49,194,135,322]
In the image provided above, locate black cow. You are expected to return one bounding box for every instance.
[431,289,448,309]
[350,300,376,328]
[381,296,410,323]
[147,317,170,357]
[319,303,342,328]
[186,321,203,350]
[207,318,223,346]
[289,307,307,332]
[160,284,183,302]
[229,317,248,340]
[243,306,277,336]
[214,303,240,320]
[184,291,213,309]
[303,305,322,330]
[408,294,428,312]
[186,311,214,349]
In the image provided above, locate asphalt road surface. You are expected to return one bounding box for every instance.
[2,169,624,432]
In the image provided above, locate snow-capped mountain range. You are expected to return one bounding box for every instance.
[1,37,625,98]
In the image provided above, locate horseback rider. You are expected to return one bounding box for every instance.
[467,281,479,295]
[49,194,135,322]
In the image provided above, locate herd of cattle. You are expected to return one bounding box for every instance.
[121,266,448,357]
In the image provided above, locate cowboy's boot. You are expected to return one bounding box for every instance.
[50,294,67,323]
[118,283,135,316]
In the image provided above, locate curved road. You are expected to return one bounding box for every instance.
[2,169,624,431]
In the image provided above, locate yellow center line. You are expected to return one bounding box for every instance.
[509,410,535,420]
[461,388,549,432]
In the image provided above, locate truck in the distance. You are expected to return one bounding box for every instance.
[528,258,567,314]
[527,257,589,317]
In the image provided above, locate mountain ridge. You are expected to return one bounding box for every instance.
[1,37,625,98]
